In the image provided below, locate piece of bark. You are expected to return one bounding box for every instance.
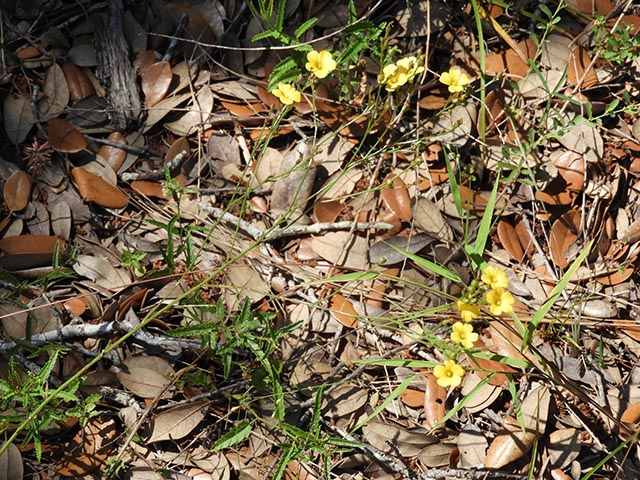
[94,0,143,129]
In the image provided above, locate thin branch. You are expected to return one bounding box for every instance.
[264,220,395,241]
[86,135,162,158]
[121,150,189,181]
[198,202,394,242]
[0,319,201,354]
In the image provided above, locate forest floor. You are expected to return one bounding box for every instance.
[1,0,640,479]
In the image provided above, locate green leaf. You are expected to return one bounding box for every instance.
[267,57,300,91]
[294,18,318,40]
[471,168,501,263]
[212,420,252,450]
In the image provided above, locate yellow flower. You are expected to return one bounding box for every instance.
[305,50,337,79]
[485,288,515,315]
[481,265,509,290]
[433,360,465,388]
[439,66,471,93]
[451,321,479,349]
[379,55,425,92]
[272,83,301,105]
[457,300,480,323]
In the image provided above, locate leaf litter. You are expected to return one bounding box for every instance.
[0,0,640,479]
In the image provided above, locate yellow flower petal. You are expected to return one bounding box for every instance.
[486,288,515,315]
[433,359,465,388]
[457,301,480,322]
[451,321,479,349]
[271,83,301,105]
[305,49,336,79]
[481,265,509,289]
[439,67,471,93]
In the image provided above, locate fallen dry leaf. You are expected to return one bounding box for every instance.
[141,61,173,107]
[380,174,413,221]
[117,355,176,399]
[147,400,209,443]
[70,167,129,208]
[3,92,35,145]
[56,418,117,477]
[98,132,128,172]
[484,386,550,469]
[0,235,62,255]
[45,118,88,153]
[423,373,447,431]
[328,293,359,328]
[61,62,95,101]
[3,170,31,212]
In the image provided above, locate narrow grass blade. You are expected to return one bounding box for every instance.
[523,239,594,348]
[383,242,462,283]
[351,374,416,432]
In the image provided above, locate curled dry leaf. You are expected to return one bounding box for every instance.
[98,132,128,172]
[147,400,209,443]
[142,61,173,107]
[497,219,524,261]
[71,167,129,208]
[423,373,447,431]
[380,175,413,222]
[328,293,359,328]
[549,209,581,269]
[55,418,117,477]
[567,45,598,89]
[61,62,95,101]
[3,170,31,212]
[45,118,88,153]
[73,254,132,290]
[484,386,550,469]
